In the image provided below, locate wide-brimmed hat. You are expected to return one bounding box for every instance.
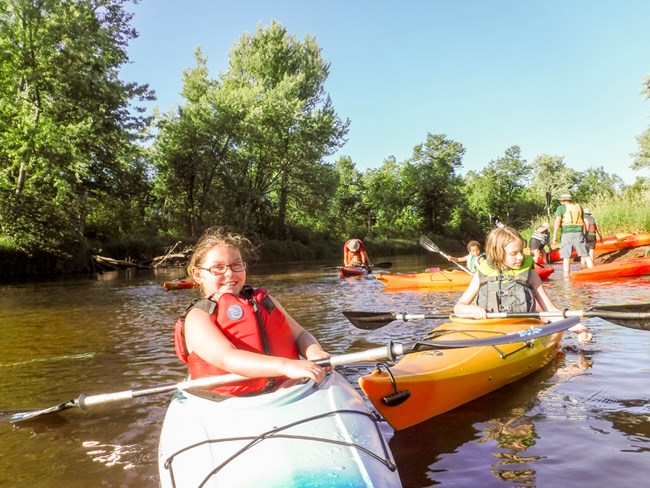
[559,193,572,201]
[346,239,361,252]
[583,207,591,214]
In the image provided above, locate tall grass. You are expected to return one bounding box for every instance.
[521,189,650,241]
[588,191,650,236]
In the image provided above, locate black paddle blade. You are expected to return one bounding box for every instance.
[343,311,397,330]
[587,303,650,331]
[372,262,392,269]
[3,398,79,423]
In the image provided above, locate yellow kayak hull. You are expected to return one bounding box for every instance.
[358,317,564,430]
[374,269,472,290]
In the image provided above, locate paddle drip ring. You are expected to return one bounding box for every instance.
[374,363,411,407]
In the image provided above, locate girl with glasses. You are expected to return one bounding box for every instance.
[174,227,330,396]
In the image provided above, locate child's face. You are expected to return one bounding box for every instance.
[469,245,481,257]
[193,245,246,296]
[503,240,524,269]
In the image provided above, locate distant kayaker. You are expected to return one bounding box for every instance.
[449,240,486,272]
[174,227,331,396]
[551,193,594,276]
[582,208,603,263]
[529,222,551,264]
[343,238,371,268]
[454,226,593,343]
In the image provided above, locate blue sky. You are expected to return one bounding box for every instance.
[121,0,650,184]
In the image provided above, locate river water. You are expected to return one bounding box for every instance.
[1,254,649,487]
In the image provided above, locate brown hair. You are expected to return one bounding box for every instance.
[187,227,258,276]
[484,227,525,270]
[467,240,482,252]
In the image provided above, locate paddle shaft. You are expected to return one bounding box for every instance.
[78,373,249,409]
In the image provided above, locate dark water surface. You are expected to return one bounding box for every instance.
[1,255,650,487]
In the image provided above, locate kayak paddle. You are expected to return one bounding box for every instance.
[321,261,392,271]
[419,235,471,274]
[343,303,650,331]
[3,316,580,424]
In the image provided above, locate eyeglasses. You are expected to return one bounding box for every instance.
[198,261,247,275]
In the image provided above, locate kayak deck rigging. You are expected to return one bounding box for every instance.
[162,406,397,487]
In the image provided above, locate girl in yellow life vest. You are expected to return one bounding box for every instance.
[177,227,331,395]
[454,227,593,343]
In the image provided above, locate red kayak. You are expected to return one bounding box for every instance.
[339,266,371,278]
[548,247,578,263]
[571,257,650,281]
[163,278,197,291]
[535,265,554,280]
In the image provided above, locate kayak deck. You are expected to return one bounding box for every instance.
[159,371,401,487]
[374,269,471,290]
[358,317,564,431]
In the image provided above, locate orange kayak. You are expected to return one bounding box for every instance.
[163,278,197,291]
[374,269,471,290]
[375,266,552,290]
[570,257,650,281]
[595,232,650,253]
[358,317,564,431]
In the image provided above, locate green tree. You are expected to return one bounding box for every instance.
[402,133,465,234]
[528,154,578,221]
[0,0,152,254]
[464,146,531,229]
[152,22,348,239]
[631,73,650,173]
[573,166,624,203]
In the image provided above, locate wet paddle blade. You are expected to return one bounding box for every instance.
[343,311,398,329]
[587,303,650,331]
[2,399,79,423]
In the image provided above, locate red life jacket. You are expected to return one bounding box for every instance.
[173,287,299,396]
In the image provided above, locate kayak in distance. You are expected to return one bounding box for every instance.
[163,278,197,291]
[375,265,553,290]
[339,265,371,278]
[571,257,650,281]
[374,269,472,290]
[595,232,650,253]
[358,316,566,431]
[158,371,402,487]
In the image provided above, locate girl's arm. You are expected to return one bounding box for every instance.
[185,304,328,383]
[453,274,486,319]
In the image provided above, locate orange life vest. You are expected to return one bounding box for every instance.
[174,287,299,396]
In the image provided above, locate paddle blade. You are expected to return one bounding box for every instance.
[3,399,79,423]
[343,311,397,330]
[419,235,441,253]
[587,303,650,331]
[372,262,393,269]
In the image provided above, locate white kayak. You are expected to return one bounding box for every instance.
[158,371,402,487]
